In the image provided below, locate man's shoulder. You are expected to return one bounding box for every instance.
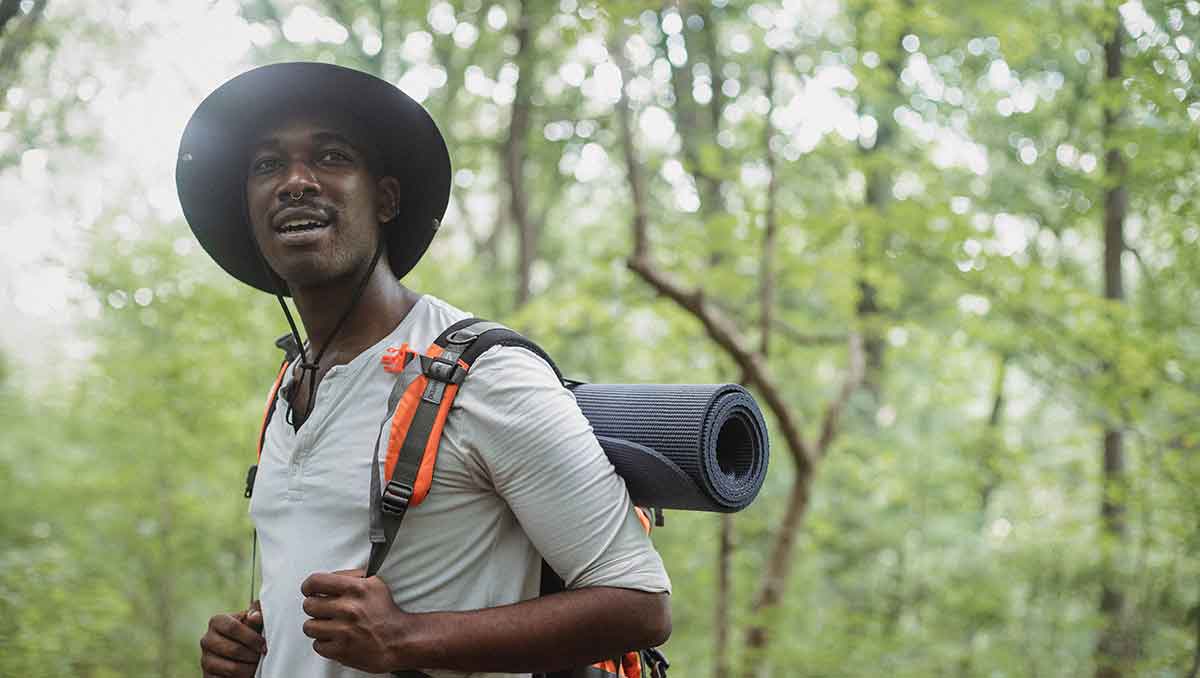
[453,337,567,422]
[416,296,555,380]
[392,294,469,351]
[413,294,471,331]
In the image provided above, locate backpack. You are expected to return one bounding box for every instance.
[245,317,669,678]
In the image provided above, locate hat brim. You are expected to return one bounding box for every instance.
[175,62,451,294]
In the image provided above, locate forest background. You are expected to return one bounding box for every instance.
[1,0,1197,676]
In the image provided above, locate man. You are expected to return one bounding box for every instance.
[177,62,670,678]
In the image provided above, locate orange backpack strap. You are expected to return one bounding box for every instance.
[244,357,291,499]
[364,318,562,577]
[245,334,302,499]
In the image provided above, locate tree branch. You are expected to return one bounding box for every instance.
[772,322,846,346]
[815,332,865,456]
[627,256,815,474]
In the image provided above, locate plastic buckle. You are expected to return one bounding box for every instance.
[380,480,413,516]
[381,343,414,373]
[274,333,301,361]
[424,356,462,383]
[642,648,669,678]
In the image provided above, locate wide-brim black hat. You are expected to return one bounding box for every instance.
[175,62,451,294]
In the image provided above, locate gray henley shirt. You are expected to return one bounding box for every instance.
[250,295,670,678]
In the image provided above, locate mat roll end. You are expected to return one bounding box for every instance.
[576,383,770,513]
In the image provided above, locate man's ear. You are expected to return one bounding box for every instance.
[376,176,402,223]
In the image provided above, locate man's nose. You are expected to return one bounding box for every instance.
[278,160,320,201]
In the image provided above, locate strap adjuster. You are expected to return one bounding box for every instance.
[380,480,413,516]
[244,464,258,499]
[423,356,465,384]
[446,328,479,344]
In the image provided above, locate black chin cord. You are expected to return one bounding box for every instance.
[278,240,386,427]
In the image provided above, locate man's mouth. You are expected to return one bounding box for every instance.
[277,218,330,233]
[272,207,334,239]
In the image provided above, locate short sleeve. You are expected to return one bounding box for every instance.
[454,345,671,594]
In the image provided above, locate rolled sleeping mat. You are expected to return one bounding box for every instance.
[569,383,769,512]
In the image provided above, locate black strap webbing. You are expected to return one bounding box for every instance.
[365,319,563,579]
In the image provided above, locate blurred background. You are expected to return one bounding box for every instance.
[1,0,1197,676]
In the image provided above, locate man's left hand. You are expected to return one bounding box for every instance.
[300,569,413,674]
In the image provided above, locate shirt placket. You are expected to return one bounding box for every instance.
[286,367,343,500]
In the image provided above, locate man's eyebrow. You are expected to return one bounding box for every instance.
[249,137,280,153]
[311,131,362,149]
[246,131,361,154]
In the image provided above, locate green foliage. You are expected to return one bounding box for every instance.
[2,0,1199,676]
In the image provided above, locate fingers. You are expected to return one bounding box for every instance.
[301,594,338,619]
[246,599,263,629]
[200,611,266,677]
[201,631,261,664]
[302,617,342,640]
[301,571,364,597]
[206,613,268,656]
[200,651,259,678]
[312,637,346,661]
[245,607,265,633]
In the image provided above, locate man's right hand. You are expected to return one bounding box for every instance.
[200,602,267,678]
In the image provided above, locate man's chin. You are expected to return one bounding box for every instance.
[269,259,342,292]
[272,257,370,295]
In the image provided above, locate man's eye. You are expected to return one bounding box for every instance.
[252,158,281,174]
[320,149,351,163]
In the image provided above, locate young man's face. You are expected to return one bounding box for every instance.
[244,111,399,291]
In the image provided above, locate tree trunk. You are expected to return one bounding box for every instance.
[853,10,904,402]
[0,0,23,37]
[741,476,814,668]
[714,514,734,678]
[503,0,536,307]
[156,477,175,678]
[980,355,1008,517]
[1094,12,1132,678]
[0,0,47,102]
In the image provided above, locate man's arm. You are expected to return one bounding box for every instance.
[300,570,670,674]
[303,345,673,674]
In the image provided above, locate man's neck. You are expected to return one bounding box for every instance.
[290,268,420,368]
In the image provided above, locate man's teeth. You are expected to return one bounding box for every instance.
[280,219,327,232]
